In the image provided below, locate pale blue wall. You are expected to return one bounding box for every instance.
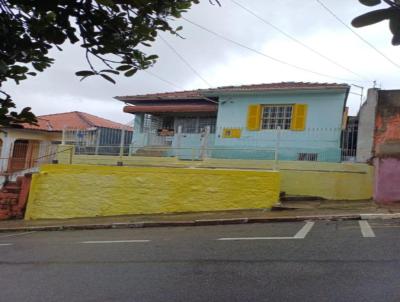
[212,89,347,162]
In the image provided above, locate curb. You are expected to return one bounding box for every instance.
[0,213,399,233]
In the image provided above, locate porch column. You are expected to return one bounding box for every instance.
[133,114,144,133]
[132,113,146,147]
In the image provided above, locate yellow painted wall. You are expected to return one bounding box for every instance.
[55,146,374,201]
[25,164,281,220]
[280,168,373,200]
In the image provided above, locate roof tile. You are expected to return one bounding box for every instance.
[21,111,132,132]
[116,82,349,102]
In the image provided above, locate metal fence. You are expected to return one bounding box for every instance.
[137,126,358,163]
[63,124,358,167]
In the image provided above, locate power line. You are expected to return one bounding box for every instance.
[182,17,361,83]
[159,35,212,87]
[229,0,370,81]
[144,70,218,104]
[144,70,184,90]
[315,0,400,70]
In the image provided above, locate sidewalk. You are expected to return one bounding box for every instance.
[0,200,399,232]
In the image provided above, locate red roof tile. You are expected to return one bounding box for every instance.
[22,111,132,132]
[116,82,350,102]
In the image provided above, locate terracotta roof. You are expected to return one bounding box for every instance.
[21,111,132,132]
[123,104,218,114]
[116,82,350,102]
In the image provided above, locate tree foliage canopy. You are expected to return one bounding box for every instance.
[0,0,199,127]
[352,0,400,45]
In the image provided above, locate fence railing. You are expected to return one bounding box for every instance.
[0,124,357,173]
[67,145,278,170]
[131,125,358,162]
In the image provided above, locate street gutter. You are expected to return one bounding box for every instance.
[0,213,400,233]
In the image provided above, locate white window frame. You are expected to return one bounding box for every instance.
[261,104,293,130]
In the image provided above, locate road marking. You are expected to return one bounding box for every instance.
[80,240,150,244]
[0,243,12,246]
[0,231,37,239]
[294,222,315,239]
[218,237,294,241]
[217,221,315,241]
[359,221,376,238]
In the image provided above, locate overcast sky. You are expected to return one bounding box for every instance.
[3,0,399,124]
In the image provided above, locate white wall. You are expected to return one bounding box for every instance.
[357,89,378,162]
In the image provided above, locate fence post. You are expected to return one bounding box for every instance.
[119,128,125,157]
[274,126,281,171]
[176,125,182,158]
[95,128,101,155]
[69,147,73,164]
[61,127,66,145]
[199,126,210,160]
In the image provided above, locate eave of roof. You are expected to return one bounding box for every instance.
[116,82,350,103]
[123,104,218,114]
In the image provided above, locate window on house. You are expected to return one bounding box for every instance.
[175,117,216,134]
[198,117,216,133]
[261,105,293,130]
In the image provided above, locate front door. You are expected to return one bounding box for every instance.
[8,140,40,172]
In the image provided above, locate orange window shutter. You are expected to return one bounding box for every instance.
[247,105,261,131]
[291,104,308,131]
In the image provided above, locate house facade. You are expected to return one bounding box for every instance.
[117,82,350,162]
[0,111,132,174]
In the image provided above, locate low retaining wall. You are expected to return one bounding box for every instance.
[280,168,373,200]
[25,164,280,220]
[55,147,374,201]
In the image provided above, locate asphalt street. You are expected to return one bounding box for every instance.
[1,220,400,302]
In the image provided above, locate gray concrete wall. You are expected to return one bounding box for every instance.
[356,88,378,162]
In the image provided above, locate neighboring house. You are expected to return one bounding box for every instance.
[117,82,350,162]
[357,88,400,203]
[0,111,132,173]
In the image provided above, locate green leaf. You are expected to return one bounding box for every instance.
[100,73,116,84]
[75,70,96,76]
[146,55,158,61]
[359,0,381,6]
[116,65,132,71]
[390,15,400,45]
[352,8,396,28]
[390,13,400,34]
[100,69,119,75]
[124,69,137,77]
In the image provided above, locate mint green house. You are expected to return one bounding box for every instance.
[116,82,350,162]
